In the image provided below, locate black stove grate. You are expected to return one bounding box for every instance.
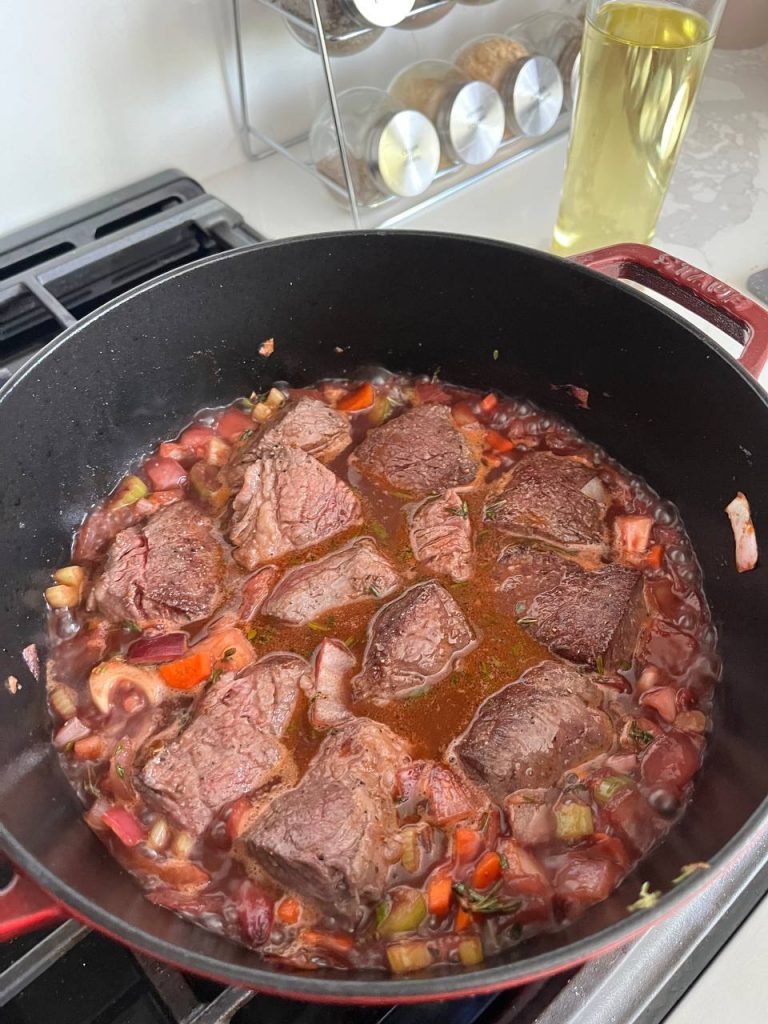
[0,170,260,380]
[1,171,766,1024]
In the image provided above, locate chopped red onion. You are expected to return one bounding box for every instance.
[54,716,91,748]
[725,492,758,573]
[580,476,608,505]
[127,631,188,664]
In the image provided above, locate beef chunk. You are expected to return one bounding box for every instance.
[408,490,473,582]
[496,545,644,669]
[350,404,479,498]
[352,581,475,702]
[226,398,351,488]
[303,638,355,730]
[485,452,608,555]
[454,661,614,801]
[93,502,224,628]
[228,443,361,570]
[242,718,410,919]
[263,538,401,625]
[140,654,309,835]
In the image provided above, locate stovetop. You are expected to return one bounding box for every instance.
[1,172,766,1023]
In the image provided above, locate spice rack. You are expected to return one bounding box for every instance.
[231,0,583,228]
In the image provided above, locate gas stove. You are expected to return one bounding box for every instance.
[1,173,766,1023]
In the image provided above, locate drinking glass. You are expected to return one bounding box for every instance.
[552,0,728,256]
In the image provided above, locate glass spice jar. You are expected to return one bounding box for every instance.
[389,60,505,167]
[396,0,455,30]
[280,0,415,56]
[454,35,564,139]
[310,87,441,205]
[508,12,583,108]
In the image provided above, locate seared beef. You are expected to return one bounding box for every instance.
[454,661,613,801]
[228,443,361,570]
[263,538,401,625]
[497,545,644,669]
[93,501,224,628]
[140,654,310,835]
[350,404,479,497]
[303,639,355,730]
[485,452,607,555]
[226,397,351,488]
[408,490,473,582]
[352,581,475,702]
[242,718,410,919]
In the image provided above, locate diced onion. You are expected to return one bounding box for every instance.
[554,802,594,840]
[54,717,91,748]
[399,827,421,874]
[172,830,195,858]
[148,816,171,851]
[49,685,78,719]
[251,402,273,422]
[204,436,231,467]
[45,584,80,609]
[265,387,286,409]
[581,476,608,505]
[53,565,85,588]
[458,935,484,966]
[127,632,188,664]
[725,492,758,573]
[386,940,433,974]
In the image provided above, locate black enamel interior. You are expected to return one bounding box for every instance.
[1,232,766,1001]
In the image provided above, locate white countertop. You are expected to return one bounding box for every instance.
[204,42,768,1023]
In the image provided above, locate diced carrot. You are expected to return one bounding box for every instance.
[158,651,212,690]
[427,873,453,917]
[615,514,653,555]
[455,907,474,932]
[472,851,502,890]
[454,827,483,864]
[479,393,498,414]
[217,406,253,441]
[643,544,665,570]
[227,796,254,840]
[337,382,374,412]
[451,401,479,426]
[101,805,146,847]
[302,929,354,954]
[485,429,515,453]
[277,898,302,925]
[73,735,106,760]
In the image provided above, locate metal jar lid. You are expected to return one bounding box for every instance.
[501,54,564,137]
[349,0,416,27]
[369,110,441,197]
[439,81,505,166]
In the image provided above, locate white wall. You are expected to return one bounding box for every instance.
[0,0,243,236]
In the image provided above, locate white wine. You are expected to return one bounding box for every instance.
[553,2,713,256]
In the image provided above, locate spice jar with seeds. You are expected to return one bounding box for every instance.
[508,11,583,109]
[396,0,455,29]
[454,35,563,139]
[279,0,416,56]
[310,87,441,206]
[389,60,505,167]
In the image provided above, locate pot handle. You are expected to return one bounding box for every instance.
[572,243,768,380]
[0,861,65,940]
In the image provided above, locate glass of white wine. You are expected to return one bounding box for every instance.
[552,0,727,256]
